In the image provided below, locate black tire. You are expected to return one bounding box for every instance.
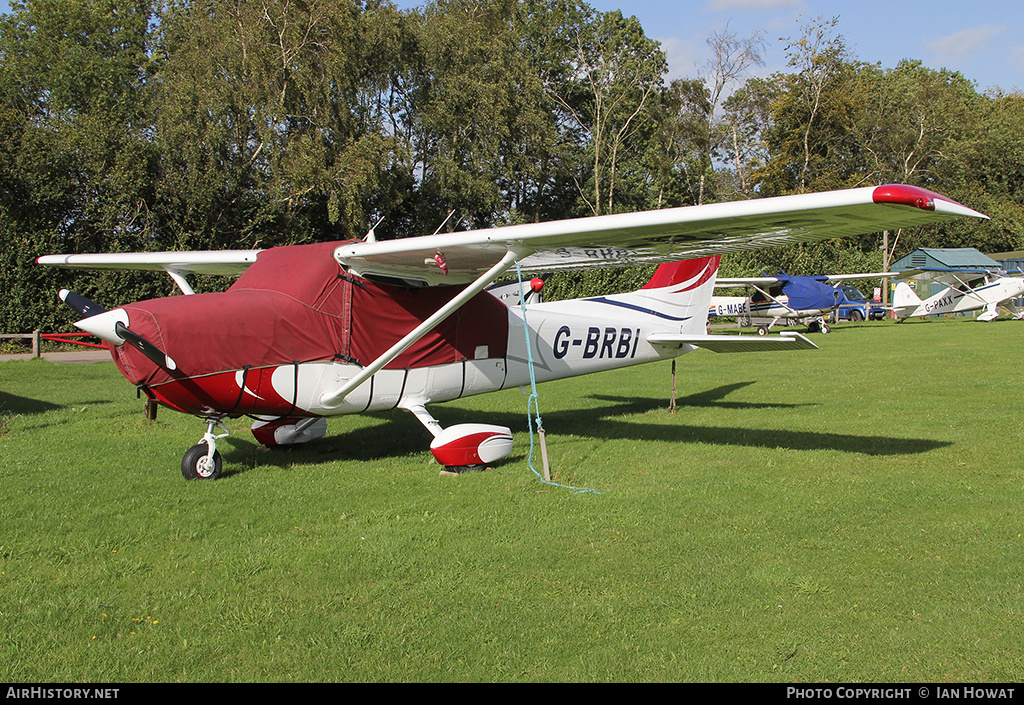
[757,326,768,336]
[181,442,222,480]
[443,464,489,474]
[848,309,863,322]
[820,322,831,334]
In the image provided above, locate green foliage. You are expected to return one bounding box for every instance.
[154,0,396,249]
[2,3,1023,332]
[541,263,656,301]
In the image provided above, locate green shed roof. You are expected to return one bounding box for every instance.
[891,247,1002,273]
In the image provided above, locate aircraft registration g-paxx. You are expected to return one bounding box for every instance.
[710,271,897,335]
[38,184,986,480]
[892,270,1024,322]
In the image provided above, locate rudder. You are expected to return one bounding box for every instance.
[642,256,721,290]
[892,281,921,318]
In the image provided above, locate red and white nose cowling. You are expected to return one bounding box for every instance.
[428,423,514,468]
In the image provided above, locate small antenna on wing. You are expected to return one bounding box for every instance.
[431,209,460,236]
[364,215,385,242]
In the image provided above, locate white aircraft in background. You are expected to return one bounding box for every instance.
[709,271,896,335]
[893,269,1024,321]
[38,184,986,479]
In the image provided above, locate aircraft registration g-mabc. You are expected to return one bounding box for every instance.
[38,185,986,479]
[710,270,897,335]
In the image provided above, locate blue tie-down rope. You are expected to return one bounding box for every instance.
[515,261,601,495]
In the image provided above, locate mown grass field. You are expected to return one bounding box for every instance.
[1,317,1022,682]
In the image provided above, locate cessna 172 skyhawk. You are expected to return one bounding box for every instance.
[38,185,986,479]
[709,271,896,335]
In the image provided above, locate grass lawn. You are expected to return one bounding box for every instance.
[1,317,1022,682]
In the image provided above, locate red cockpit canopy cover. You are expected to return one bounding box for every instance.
[112,241,510,387]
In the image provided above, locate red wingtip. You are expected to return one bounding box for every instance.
[871,183,978,212]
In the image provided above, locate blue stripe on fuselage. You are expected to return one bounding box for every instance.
[585,297,692,322]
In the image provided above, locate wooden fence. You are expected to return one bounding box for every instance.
[1,331,103,357]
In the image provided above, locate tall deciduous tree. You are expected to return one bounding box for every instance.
[401,0,557,231]
[720,76,776,199]
[850,60,979,187]
[646,78,711,208]
[154,0,398,250]
[695,24,764,204]
[846,60,983,269]
[541,4,665,215]
[760,15,857,195]
[0,0,161,332]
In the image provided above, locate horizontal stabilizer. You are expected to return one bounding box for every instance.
[647,331,818,353]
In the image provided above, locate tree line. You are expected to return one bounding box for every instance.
[1,0,1022,332]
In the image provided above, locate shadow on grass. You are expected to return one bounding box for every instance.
[213,381,947,476]
[658,381,812,410]
[0,390,62,415]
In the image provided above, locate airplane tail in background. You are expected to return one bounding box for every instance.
[892,281,922,318]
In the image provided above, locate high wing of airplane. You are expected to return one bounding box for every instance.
[892,268,1024,321]
[37,184,986,479]
[709,271,897,334]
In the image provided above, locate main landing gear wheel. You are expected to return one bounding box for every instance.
[756,326,769,336]
[181,442,222,480]
[443,464,489,474]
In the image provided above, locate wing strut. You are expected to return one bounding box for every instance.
[164,268,195,295]
[318,250,520,409]
[948,272,990,308]
[749,282,800,316]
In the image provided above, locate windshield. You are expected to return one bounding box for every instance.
[839,286,868,301]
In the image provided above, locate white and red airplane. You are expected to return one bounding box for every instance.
[38,184,986,479]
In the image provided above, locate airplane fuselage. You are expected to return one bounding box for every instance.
[112,246,714,422]
[906,277,1024,318]
[708,294,832,321]
[142,299,694,419]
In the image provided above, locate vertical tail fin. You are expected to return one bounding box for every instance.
[597,256,720,335]
[892,281,921,318]
[642,256,721,290]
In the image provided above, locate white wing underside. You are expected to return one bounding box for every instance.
[648,332,818,352]
[36,250,262,276]
[38,186,987,286]
[715,271,900,287]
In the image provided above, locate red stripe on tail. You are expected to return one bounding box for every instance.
[641,256,721,290]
